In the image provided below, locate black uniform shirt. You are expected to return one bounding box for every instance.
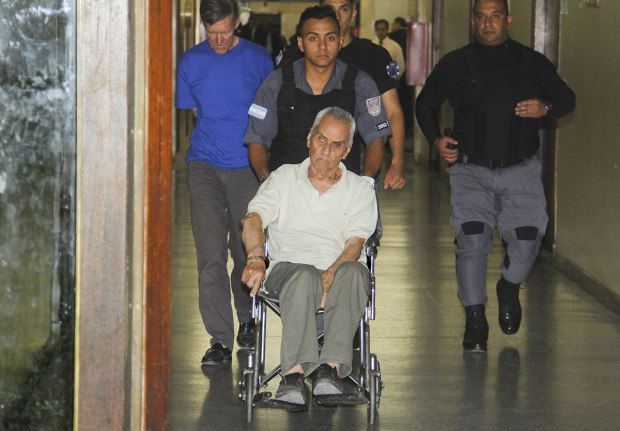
[416,38,576,147]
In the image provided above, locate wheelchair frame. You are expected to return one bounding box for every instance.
[238,239,384,424]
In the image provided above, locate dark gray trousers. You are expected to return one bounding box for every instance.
[448,158,548,307]
[264,261,370,378]
[187,160,258,348]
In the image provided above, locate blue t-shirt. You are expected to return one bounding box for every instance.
[176,38,273,169]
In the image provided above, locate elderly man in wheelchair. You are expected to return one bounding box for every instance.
[241,106,378,408]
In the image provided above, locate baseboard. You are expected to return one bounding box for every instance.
[554,253,620,316]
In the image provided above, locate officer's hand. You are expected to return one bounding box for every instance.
[384,163,407,190]
[242,260,266,297]
[433,137,459,164]
[515,98,546,118]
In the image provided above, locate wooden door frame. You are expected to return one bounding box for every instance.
[76,0,172,429]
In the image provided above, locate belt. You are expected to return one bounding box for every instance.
[461,156,525,169]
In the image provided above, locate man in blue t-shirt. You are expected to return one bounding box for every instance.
[176,0,273,366]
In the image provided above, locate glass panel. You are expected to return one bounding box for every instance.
[0,0,76,428]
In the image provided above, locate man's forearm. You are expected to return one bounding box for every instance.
[382,89,405,167]
[242,212,266,257]
[325,237,365,275]
[362,138,385,178]
[414,90,442,146]
[248,143,270,180]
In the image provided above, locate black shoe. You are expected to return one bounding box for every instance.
[463,304,489,353]
[497,277,522,334]
[275,373,307,405]
[201,343,232,365]
[236,321,256,349]
[312,364,343,396]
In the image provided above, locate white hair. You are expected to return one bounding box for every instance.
[309,107,356,148]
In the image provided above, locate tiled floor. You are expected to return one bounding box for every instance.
[170,152,620,430]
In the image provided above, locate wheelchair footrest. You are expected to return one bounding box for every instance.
[314,392,369,406]
[252,392,308,412]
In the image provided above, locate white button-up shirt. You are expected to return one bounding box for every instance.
[247,158,378,275]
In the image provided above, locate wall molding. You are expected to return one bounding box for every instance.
[554,253,620,316]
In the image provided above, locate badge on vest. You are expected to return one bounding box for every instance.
[366,96,381,117]
[249,103,267,120]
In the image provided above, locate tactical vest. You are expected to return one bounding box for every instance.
[270,61,362,174]
[452,45,540,160]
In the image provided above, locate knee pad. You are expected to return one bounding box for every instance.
[501,226,542,279]
[455,222,493,256]
[516,226,540,241]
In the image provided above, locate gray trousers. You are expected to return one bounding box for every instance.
[264,261,370,378]
[448,158,548,307]
[187,160,258,348]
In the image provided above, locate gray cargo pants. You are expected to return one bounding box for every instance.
[447,158,548,307]
[264,261,370,378]
[187,160,258,348]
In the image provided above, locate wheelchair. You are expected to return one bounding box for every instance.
[238,238,384,424]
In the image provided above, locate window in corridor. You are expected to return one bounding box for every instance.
[0,0,76,428]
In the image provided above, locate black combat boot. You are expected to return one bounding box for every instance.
[463,304,489,353]
[496,277,522,334]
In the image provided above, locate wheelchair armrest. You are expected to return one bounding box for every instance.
[366,237,380,249]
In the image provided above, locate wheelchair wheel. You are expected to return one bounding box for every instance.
[244,370,254,423]
[367,354,382,425]
[239,352,255,423]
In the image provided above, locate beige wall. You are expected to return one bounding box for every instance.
[555,0,620,293]
[443,0,471,54]
[508,0,533,47]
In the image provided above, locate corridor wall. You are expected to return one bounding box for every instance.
[555,0,620,310]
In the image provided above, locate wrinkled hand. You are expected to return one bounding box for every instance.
[319,270,334,310]
[515,98,546,118]
[241,260,266,297]
[383,163,407,190]
[433,137,459,164]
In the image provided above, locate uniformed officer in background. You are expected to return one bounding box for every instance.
[415,0,575,352]
[278,0,406,191]
[244,6,392,182]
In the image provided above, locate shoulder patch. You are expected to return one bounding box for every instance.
[386,61,400,79]
[366,96,382,117]
[249,103,267,120]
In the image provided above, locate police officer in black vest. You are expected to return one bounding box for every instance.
[278,0,406,191]
[416,0,575,352]
[244,6,392,183]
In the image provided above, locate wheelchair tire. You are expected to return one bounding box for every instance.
[245,371,254,423]
[368,376,377,424]
[367,354,381,424]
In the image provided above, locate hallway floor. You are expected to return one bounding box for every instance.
[170,154,620,431]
